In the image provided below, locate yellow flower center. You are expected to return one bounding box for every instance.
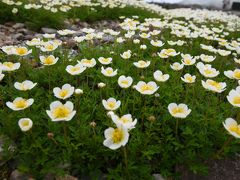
[53,106,71,119]
[186,76,193,82]
[46,44,54,51]
[44,56,54,65]
[204,69,213,75]
[70,67,80,73]
[106,69,113,75]
[233,96,240,105]
[233,70,240,79]
[21,120,29,127]
[139,61,146,67]
[14,99,27,109]
[172,107,185,115]
[82,60,92,64]
[112,128,124,143]
[102,58,109,63]
[208,80,221,89]
[59,89,68,98]
[229,124,240,135]
[166,49,174,54]
[185,59,191,65]
[120,117,130,123]
[121,80,129,85]
[141,84,154,92]
[107,102,116,109]
[3,62,14,68]
[16,47,27,55]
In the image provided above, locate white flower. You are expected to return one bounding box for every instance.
[102,98,121,111]
[139,33,150,39]
[168,103,191,118]
[12,8,18,14]
[75,88,83,95]
[18,118,33,132]
[101,67,118,77]
[103,125,129,150]
[133,39,140,44]
[43,33,56,39]
[46,101,76,122]
[111,114,137,130]
[140,45,147,50]
[53,84,75,100]
[200,54,216,63]
[40,42,58,52]
[153,70,169,82]
[14,47,32,56]
[6,97,34,111]
[40,55,59,66]
[181,74,196,83]
[217,49,231,56]
[14,80,37,91]
[1,45,15,55]
[170,62,184,71]
[227,86,240,107]
[0,71,5,81]
[133,60,150,69]
[26,38,43,46]
[135,81,159,95]
[66,63,86,75]
[150,40,164,47]
[79,58,96,68]
[120,50,131,59]
[201,79,226,93]
[98,82,106,88]
[181,57,196,66]
[196,62,219,78]
[223,118,240,138]
[118,75,133,88]
[98,57,112,65]
[0,62,20,72]
[158,49,179,58]
[224,69,240,80]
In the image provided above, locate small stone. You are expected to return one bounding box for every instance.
[13,33,24,40]
[153,174,165,180]
[56,175,78,180]
[10,170,28,180]
[12,23,25,29]
[41,27,57,34]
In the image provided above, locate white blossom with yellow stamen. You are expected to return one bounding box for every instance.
[46,101,76,122]
[102,98,121,111]
[168,103,191,118]
[6,97,34,111]
[53,84,74,100]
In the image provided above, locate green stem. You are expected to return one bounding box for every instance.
[175,118,179,138]
[214,136,234,159]
[123,146,130,179]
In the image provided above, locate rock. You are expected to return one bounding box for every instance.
[17,28,29,35]
[41,27,57,34]
[24,35,34,40]
[12,23,25,29]
[44,173,55,180]
[56,175,78,180]
[102,35,115,43]
[10,170,29,180]
[152,174,165,180]
[13,33,24,40]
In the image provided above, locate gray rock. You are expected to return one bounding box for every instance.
[12,23,25,29]
[13,33,23,40]
[153,174,165,180]
[41,27,57,34]
[10,170,29,180]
